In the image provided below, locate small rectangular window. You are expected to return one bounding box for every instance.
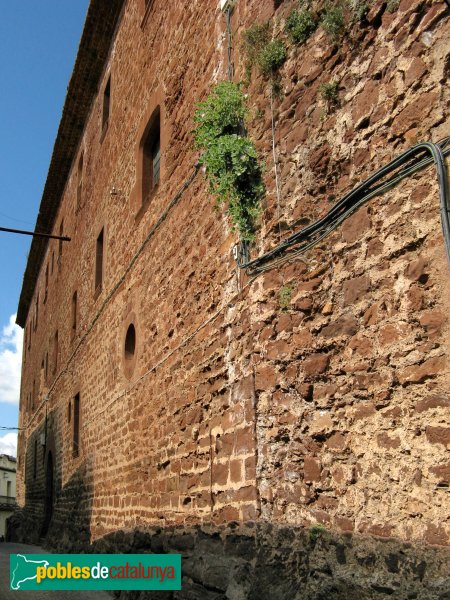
[71,291,77,339]
[73,393,80,457]
[142,108,161,203]
[102,76,111,133]
[95,228,104,292]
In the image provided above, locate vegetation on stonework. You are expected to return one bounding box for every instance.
[350,0,370,21]
[320,80,339,105]
[193,82,265,241]
[386,0,400,12]
[242,23,287,80]
[279,285,294,310]
[309,523,328,542]
[285,8,317,44]
[258,39,287,77]
[320,4,346,39]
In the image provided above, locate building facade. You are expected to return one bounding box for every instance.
[14,0,449,596]
[0,454,17,538]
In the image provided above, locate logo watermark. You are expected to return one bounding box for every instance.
[10,554,181,591]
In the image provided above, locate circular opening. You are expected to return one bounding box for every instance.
[125,324,136,360]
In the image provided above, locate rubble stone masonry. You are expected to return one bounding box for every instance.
[13,0,449,597]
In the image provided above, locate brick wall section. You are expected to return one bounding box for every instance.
[16,0,449,554]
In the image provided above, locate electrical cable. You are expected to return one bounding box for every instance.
[237,138,450,275]
[226,8,234,81]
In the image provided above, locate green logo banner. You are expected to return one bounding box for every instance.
[10,554,181,591]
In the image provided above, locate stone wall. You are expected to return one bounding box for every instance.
[14,0,449,591]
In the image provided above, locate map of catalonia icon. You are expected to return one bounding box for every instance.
[10,554,50,590]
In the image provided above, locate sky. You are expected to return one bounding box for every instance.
[0,1,89,456]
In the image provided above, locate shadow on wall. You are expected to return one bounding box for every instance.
[6,410,93,552]
[90,523,449,600]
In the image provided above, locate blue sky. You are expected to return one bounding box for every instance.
[0,1,89,455]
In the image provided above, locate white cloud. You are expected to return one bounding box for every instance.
[0,432,17,456]
[0,314,23,405]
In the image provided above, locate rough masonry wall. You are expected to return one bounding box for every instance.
[15,0,449,576]
[235,0,450,545]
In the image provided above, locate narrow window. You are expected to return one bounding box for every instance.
[33,439,38,479]
[125,324,136,360]
[71,291,77,339]
[68,400,72,423]
[44,264,49,303]
[73,393,80,457]
[95,228,104,292]
[77,153,84,211]
[142,108,161,202]
[6,480,11,497]
[102,76,111,133]
[53,330,58,375]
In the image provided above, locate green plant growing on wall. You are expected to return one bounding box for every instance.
[309,523,327,542]
[193,82,265,241]
[386,0,400,12]
[242,24,287,80]
[285,9,317,44]
[320,81,339,105]
[321,4,346,39]
[278,285,294,310]
[348,0,371,22]
[258,39,287,77]
[242,22,270,81]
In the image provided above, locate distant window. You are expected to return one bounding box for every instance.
[73,393,80,457]
[141,107,160,203]
[68,400,72,423]
[71,291,77,339]
[102,76,111,133]
[53,330,58,375]
[95,228,104,292]
[77,153,84,211]
[6,480,11,497]
[125,324,136,360]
